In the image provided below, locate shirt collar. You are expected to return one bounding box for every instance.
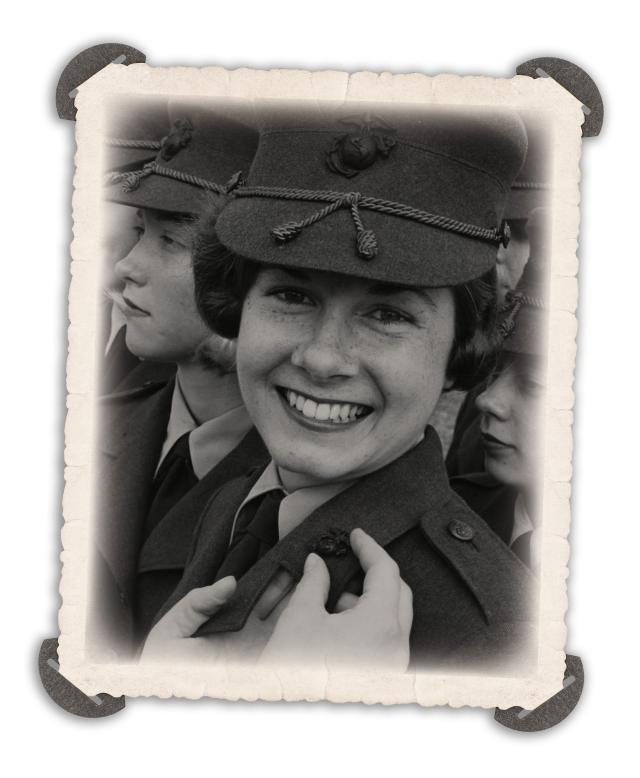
[104,305,127,355]
[231,460,353,542]
[510,492,534,545]
[158,378,253,480]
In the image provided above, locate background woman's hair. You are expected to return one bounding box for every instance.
[193,214,499,392]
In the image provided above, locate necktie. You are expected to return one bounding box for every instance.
[144,431,198,537]
[215,489,285,582]
[510,530,533,569]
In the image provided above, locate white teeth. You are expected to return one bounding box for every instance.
[302,399,317,418]
[315,403,330,421]
[284,389,368,424]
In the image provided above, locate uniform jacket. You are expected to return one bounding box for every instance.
[445,387,485,478]
[90,373,268,658]
[160,428,536,671]
[450,471,519,548]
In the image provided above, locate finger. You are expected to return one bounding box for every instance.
[254,568,295,620]
[286,553,331,612]
[350,529,400,610]
[334,592,359,613]
[152,577,237,640]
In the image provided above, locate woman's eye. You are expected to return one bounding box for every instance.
[517,374,545,395]
[270,288,314,306]
[160,234,188,250]
[369,307,412,326]
[133,225,145,238]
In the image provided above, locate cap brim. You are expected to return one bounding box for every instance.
[105,176,217,216]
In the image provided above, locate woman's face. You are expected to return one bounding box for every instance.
[113,208,212,363]
[475,354,545,492]
[236,266,455,489]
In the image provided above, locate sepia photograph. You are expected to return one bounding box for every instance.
[59,67,583,708]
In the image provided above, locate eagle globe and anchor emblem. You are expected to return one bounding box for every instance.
[326,114,397,178]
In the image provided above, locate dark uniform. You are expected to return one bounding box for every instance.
[90,376,267,658]
[159,429,535,670]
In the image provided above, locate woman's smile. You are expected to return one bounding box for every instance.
[277,385,374,429]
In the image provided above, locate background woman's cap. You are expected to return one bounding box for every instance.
[499,207,550,355]
[215,104,529,287]
[104,101,171,173]
[105,105,259,216]
[503,119,550,221]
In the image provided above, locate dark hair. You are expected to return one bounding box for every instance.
[193,216,498,392]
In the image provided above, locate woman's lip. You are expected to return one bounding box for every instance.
[122,295,150,316]
[276,389,373,432]
[481,431,514,449]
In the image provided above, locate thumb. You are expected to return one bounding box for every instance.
[151,577,237,640]
[287,553,331,612]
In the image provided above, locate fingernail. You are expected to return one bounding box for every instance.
[305,553,319,572]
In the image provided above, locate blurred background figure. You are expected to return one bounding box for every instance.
[451,208,550,572]
[99,103,170,393]
[89,106,266,659]
[444,119,550,473]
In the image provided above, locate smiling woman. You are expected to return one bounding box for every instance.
[155,104,539,672]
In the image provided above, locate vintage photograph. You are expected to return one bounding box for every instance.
[59,68,583,708]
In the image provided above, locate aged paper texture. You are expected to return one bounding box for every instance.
[59,64,583,709]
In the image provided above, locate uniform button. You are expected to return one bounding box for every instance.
[448,520,474,541]
[119,591,128,606]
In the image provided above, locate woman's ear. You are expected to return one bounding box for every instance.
[443,376,455,391]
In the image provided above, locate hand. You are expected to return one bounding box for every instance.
[140,576,238,665]
[260,529,413,673]
[139,571,297,665]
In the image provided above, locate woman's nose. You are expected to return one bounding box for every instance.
[291,315,358,380]
[475,372,512,420]
[114,242,148,285]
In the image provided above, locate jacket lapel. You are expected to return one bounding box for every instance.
[95,379,174,604]
[137,428,268,572]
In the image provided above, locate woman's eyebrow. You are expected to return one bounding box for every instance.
[368,283,438,308]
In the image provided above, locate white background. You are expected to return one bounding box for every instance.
[4,1,639,774]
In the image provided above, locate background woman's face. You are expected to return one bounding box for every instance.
[236,267,455,489]
[113,208,211,363]
[475,354,545,492]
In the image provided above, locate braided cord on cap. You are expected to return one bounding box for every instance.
[511,181,551,191]
[498,290,546,338]
[236,186,509,260]
[105,138,163,151]
[105,162,244,195]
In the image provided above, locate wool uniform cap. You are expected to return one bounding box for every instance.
[214,105,529,287]
[104,100,171,173]
[105,105,259,216]
[499,207,550,355]
[504,119,550,221]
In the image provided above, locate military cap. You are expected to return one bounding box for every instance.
[503,119,550,220]
[214,105,529,287]
[104,100,170,173]
[105,104,259,216]
[498,207,550,355]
